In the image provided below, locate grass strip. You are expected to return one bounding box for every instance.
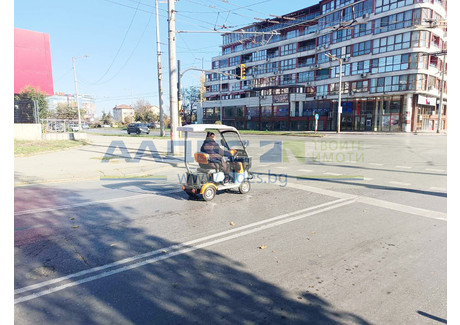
[14,139,88,156]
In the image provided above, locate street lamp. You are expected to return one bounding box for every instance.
[72,55,88,131]
[325,52,342,133]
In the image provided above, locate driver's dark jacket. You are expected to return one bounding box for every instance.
[200,137,225,163]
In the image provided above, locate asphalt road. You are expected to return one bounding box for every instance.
[14,133,447,324]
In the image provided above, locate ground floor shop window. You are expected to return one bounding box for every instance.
[273,121,289,131]
[247,121,259,130]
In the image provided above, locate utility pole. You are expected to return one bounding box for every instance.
[178,59,182,128]
[168,0,179,154]
[72,55,88,131]
[325,52,343,133]
[155,0,165,137]
[437,51,446,133]
[72,57,83,131]
[422,50,447,133]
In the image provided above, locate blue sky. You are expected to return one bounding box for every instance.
[14,0,317,118]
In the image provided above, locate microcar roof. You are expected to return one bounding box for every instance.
[177,124,238,133]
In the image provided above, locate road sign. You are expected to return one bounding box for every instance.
[315,114,319,120]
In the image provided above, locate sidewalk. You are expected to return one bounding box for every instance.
[14,134,183,186]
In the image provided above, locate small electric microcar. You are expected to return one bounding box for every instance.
[177,124,252,201]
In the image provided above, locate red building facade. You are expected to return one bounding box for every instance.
[14,28,54,95]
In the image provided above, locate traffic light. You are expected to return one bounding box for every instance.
[235,66,241,80]
[240,64,246,80]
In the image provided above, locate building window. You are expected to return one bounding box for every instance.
[336,0,353,9]
[322,0,335,14]
[351,60,371,75]
[331,46,351,60]
[280,74,296,85]
[280,59,296,71]
[331,64,351,78]
[285,30,299,40]
[351,80,369,93]
[266,62,278,73]
[316,85,328,96]
[233,44,243,53]
[353,40,371,56]
[274,105,289,117]
[354,23,372,38]
[298,40,316,52]
[318,34,331,46]
[370,74,420,93]
[316,68,329,81]
[372,32,411,54]
[252,50,267,62]
[329,82,349,95]
[298,55,315,67]
[371,54,410,74]
[374,9,419,34]
[375,0,414,14]
[317,52,330,64]
[298,71,314,83]
[229,56,241,66]
[280,43,296,56]
[247,107,259,117]
[332,28,352,44]
[354,0,373,17]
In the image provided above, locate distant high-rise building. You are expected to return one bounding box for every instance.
[46,93,96,122]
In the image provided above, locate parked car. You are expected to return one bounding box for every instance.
[148,122,158,129]
[127,123,150,135]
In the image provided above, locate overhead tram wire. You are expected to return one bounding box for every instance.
[90,0,143,85]
[81,5,155,86]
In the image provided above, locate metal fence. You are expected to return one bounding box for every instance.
[42,119,80,133]
[14,98,39,123]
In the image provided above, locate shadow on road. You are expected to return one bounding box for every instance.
[14,185,371,324]
[416,311,447,324]
[252,171,447,198]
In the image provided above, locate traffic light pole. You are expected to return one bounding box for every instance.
[168,0,179,154]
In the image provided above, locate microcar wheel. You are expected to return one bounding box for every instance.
[239,181,250,194]
[202,186,216,201]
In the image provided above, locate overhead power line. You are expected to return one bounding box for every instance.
[91,0,143,84]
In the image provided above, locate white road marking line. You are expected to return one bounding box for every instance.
[363,177,373,181]
[369,163,383,166]
[287,182,446,221]
[298,169,312,173]
[395,166,412,169]
[324,172,341,176]
[389,181,411,186]
[355,196,447,221]
[257,164,269,167]
[275,166,288,169]
[429,187,447,192]
[15,199,347,294]
[14,198,352,304]
[426,169,445,173]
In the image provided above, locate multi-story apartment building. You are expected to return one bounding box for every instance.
[202,0,447,132]
[113,104,135,123]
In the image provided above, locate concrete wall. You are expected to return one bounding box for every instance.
[42,133,88,140]
[14,123,42,140]
[14,124,88,141]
